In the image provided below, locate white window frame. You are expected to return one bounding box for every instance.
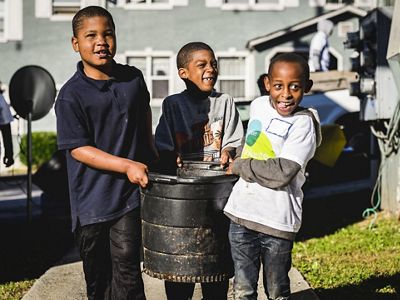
[0,0,6,42]
[220,0,285,11]
[35,0,106,21]
[0,0,22,42]
[309,0,376,9]
[123,49,174,101]
[123,0,173,10]
[354,0,376,7]
[309,0,348,9]
[117,0,187,10]
[51,0,81,20]
[215,49,253,101]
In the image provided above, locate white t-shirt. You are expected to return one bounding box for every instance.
[224,96,317,233]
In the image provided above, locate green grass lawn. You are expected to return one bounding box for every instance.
[293,212,400,300]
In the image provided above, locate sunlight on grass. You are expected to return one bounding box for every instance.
[0,280,35,300]
[293,212,400,298]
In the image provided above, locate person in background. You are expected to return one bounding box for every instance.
[257,73,268,96]
[0,82,14,168]
[55,6,156,300]
[224,53,321,300]
[308,19,334,72]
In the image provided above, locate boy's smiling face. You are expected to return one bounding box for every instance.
[178,49,218,94]
[265,61,312,116]
[71,16,116,79]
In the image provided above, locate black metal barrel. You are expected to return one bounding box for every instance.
[140,162,238,283]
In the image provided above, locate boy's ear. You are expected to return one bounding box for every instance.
[178,68,188,79]
[263,75,270,92]
[305,79,313,93]
[71,37,79,52]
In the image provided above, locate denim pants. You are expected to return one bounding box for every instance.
[74,207,146,300]
[228,221,292,300]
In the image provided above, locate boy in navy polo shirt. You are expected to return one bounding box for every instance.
[55,6,155,300]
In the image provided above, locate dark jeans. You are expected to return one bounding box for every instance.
[75,208,145,300]
[164,281,229,300]
[228,221,292,300]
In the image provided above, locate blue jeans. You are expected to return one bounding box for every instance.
[228,221,292,300]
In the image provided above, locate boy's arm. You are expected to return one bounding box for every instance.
[221,97,244,165]
[71,146,148,187]
[231,114,318,188]
[0,124,14,167]
[231,157,300,189]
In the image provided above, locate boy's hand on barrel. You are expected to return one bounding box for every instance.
[226,159,235,175]
[220,148,234,168]
[126,161,149,187]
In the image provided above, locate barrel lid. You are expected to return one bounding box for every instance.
[148,161,238,184]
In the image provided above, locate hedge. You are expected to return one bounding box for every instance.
[19,132,57,168]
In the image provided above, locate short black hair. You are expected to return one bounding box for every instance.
[72,6,115,37]
[176,42,214,69]
[268,53,310,82]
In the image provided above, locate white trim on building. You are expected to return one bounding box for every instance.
[309,0,376,9]
[206,0,299,10]
[123,49,175,101]
[116,0,188,10]
[0,0,23,42]
[215,48,254,101]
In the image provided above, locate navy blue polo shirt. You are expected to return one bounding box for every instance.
[55,61,150,231]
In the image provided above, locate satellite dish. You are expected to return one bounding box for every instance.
[9,65,56,121]
[8,65,56,222]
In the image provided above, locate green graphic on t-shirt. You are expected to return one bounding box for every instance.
[242,119,275,160]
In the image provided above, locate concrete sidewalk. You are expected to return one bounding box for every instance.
[23,246,319,300]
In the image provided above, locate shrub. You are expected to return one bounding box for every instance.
[19,132,57,168]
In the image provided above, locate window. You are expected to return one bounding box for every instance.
[224,0,281,3]
[35,0,107,20]
[127,0,169,3]
[221,0,284,9]
[0,0,22,42]
[0,0,5,41]
[123,0,175,9]
[309,0,376,7]
[127,54,172,100]
[52,0,80,16]
[216,56,247,100]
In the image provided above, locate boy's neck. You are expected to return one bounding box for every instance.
[82,61,113,80]
[185,82,212,100]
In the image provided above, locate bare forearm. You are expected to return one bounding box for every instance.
[71,146,132,174]
[71,145,149,187]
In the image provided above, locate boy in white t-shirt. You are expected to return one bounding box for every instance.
[224,53,321,300]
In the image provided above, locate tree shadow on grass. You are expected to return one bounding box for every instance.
[0,218,73,283]
[297,189,373,241]
[315,273,400,300]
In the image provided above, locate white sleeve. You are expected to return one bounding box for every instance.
[279,116,316,167]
